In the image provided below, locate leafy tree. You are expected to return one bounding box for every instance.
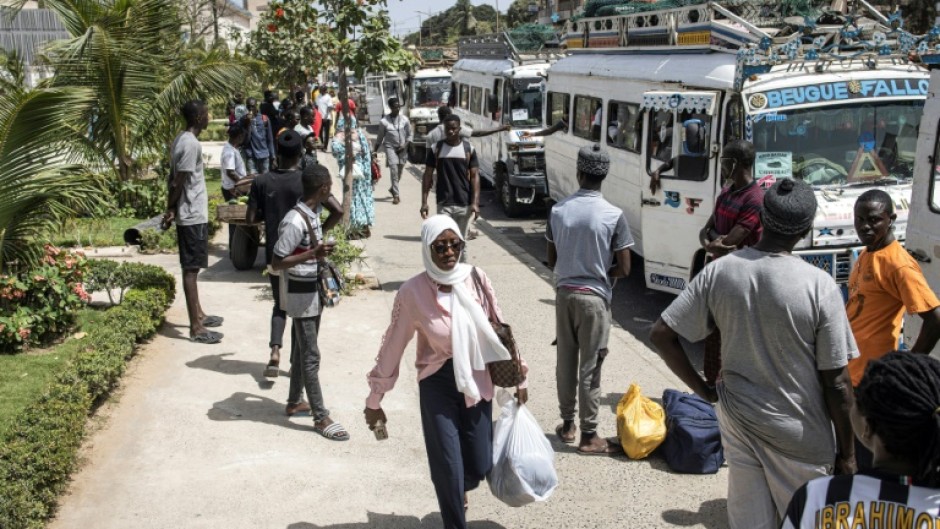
[403,2,499,46]
[506,0,538,28]
[30,0,256,182]
[249,0,417,226]
[0,53,103,270]
[247,0,331,90]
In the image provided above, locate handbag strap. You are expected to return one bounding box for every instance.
[470,267,524,392]
[470,267,501,324]
[292,205,324,265]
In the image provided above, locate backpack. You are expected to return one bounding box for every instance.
[660,389,724,474]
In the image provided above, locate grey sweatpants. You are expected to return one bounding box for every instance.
[438,204,473,263]
[555,288,610,434]
[386,147,406,198]
[287,316,330,422]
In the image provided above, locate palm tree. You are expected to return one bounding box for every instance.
[34,0,257,181]
[0,53,102,270]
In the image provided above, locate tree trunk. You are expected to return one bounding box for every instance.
[212,0,220,44]
[338,56,354,228]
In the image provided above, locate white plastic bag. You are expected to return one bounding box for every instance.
[487,391,558,507]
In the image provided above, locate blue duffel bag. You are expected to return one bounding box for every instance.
[661,389,724,474]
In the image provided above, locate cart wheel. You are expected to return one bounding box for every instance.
[230,225,259,270]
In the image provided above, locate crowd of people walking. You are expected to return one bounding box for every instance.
[162,88,940,529]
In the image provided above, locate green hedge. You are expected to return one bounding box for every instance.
[0,264,175,529]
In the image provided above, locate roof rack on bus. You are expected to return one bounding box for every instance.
[458,32,564,64]
[563,1,940,90]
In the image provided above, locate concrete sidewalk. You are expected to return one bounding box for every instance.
[49,153,728,528]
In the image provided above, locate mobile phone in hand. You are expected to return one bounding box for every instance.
[373,420,388,441]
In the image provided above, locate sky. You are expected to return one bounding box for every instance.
[386,0,503,37]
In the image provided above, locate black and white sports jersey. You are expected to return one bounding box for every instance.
[782,471,940,528]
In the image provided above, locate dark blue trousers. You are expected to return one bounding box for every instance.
[419,360,493,529]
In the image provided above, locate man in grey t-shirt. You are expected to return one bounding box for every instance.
[650,179,858,529]
[163,100,223,344]
[546,143,633,455]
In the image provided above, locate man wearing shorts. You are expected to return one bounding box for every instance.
[163,100,223,344]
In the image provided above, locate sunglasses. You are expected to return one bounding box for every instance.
[430,241,465,256]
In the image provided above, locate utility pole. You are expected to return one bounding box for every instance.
[496,0,500,32]
[417,10,437,46]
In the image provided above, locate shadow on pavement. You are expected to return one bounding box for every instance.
[287,512,507,529]
[380,280,406,292]
[208,391,311,432]
[383,234,422,242]
[661,498,729,529]
[186,353,277,390]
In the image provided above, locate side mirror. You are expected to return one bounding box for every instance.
[487,94,500,113]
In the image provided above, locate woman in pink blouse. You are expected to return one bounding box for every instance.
[364,215,528,529]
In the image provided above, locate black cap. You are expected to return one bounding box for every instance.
[277,130,303,157]
[761,179,817,236]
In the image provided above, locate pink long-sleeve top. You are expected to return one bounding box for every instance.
[366,269,527,410]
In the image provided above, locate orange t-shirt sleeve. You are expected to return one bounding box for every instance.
[891,264,940,316]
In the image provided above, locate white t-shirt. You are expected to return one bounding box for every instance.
[220,142,246,190]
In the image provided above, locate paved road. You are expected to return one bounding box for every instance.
[49,144,726,529]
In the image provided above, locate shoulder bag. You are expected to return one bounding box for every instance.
[293,206,344,308]
[470,268,525,387]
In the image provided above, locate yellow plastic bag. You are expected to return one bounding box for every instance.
[616,383,666,459]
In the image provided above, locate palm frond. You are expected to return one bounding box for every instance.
[0,86,104,269]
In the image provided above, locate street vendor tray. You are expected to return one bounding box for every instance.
[216,203,250,224]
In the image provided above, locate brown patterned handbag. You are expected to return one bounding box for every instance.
[470,268,525,388]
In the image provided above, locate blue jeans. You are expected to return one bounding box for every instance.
[247,156,270,175]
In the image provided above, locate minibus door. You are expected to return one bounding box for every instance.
[639,91,720,294]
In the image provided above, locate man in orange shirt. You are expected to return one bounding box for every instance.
[846,189,940,466]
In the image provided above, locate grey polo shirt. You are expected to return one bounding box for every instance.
[546,189,634,303]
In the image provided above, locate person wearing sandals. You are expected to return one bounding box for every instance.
[364,215,529,529]
[247,131,342,381]
[271,164,349,441]
[547,143,633,455]
[163,100,224,344]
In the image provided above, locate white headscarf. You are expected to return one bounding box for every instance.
[421,215,510,403]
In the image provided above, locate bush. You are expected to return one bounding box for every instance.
[107,177,167,219]
[0,246,90,353]
[0,264,174,528]
[85,260,177,305]
[138,228,178,254]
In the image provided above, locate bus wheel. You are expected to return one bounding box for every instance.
[497,169,524,218]
[230,225,259,271]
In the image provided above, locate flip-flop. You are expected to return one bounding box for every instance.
[263,362,280,378]
[190,331,223,344]
[313,421,350,441]
[577,439,623,457]
[555,423,577,444]
[202,315,224,327]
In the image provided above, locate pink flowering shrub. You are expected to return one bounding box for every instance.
[0,244,90,352]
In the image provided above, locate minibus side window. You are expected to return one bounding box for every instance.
[459,84,469,109]
[547,92,570,132]
[647,109,711,181]
[470,86,483,115]
[931,120,940,213]
[573,95,602,141]
[606,100,640,153]
[723,95,745,144]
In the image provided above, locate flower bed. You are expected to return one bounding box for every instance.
[0,262,175,529]
[0,245,90,352]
